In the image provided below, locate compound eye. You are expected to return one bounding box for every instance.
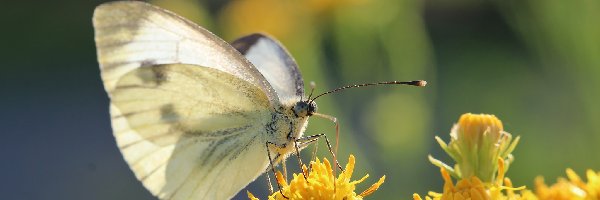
[308,101,317,115]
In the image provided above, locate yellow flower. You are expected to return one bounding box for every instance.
[248,155,385,200]
[534,168,600,200]
[429,113,520,182]
[415,113,531,200]
[414,158,528,200]
[417,112,600,200]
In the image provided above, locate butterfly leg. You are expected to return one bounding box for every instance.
[291,138,309,181]
[295,134,344,193]
[265,141,289,199]
[264,168,274,194]
[291,136,317,181]
[296,134,344,171]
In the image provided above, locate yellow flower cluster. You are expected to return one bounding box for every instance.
[248,155,385,200]
[415,113,600,200]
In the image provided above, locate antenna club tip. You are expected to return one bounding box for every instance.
[415,80,427,87]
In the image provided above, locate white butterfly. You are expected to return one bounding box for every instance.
[94,1,323,200]
[93,1,425,199]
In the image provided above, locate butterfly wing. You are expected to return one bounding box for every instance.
[93,2,280,199]
[93,1,278,106]
[231,34,305,102]
[108,64,272,200]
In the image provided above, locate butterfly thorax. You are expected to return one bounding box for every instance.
[266,99,316,156]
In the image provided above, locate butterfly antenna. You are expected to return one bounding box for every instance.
[306,81,317,101]
[309,80,426,103]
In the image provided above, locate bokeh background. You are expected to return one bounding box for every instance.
[2,0,599,199]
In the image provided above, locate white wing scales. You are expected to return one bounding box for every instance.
[109,64,272,199]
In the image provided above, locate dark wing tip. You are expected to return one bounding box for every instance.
[230,33,265,54]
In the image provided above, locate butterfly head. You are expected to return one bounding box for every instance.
[293,100,317,118]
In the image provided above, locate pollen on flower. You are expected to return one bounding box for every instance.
[247,155,385,200]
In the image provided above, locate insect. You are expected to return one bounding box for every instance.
[93,1,425,199]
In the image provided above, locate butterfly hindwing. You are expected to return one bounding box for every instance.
[110,64,272,199]
[231,33,305,102]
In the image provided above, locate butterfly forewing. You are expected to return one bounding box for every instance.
[232,34,304,102]
[109,64,272,199]
[93,1,278,105]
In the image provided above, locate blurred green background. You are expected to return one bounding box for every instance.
[2,0,599,199]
